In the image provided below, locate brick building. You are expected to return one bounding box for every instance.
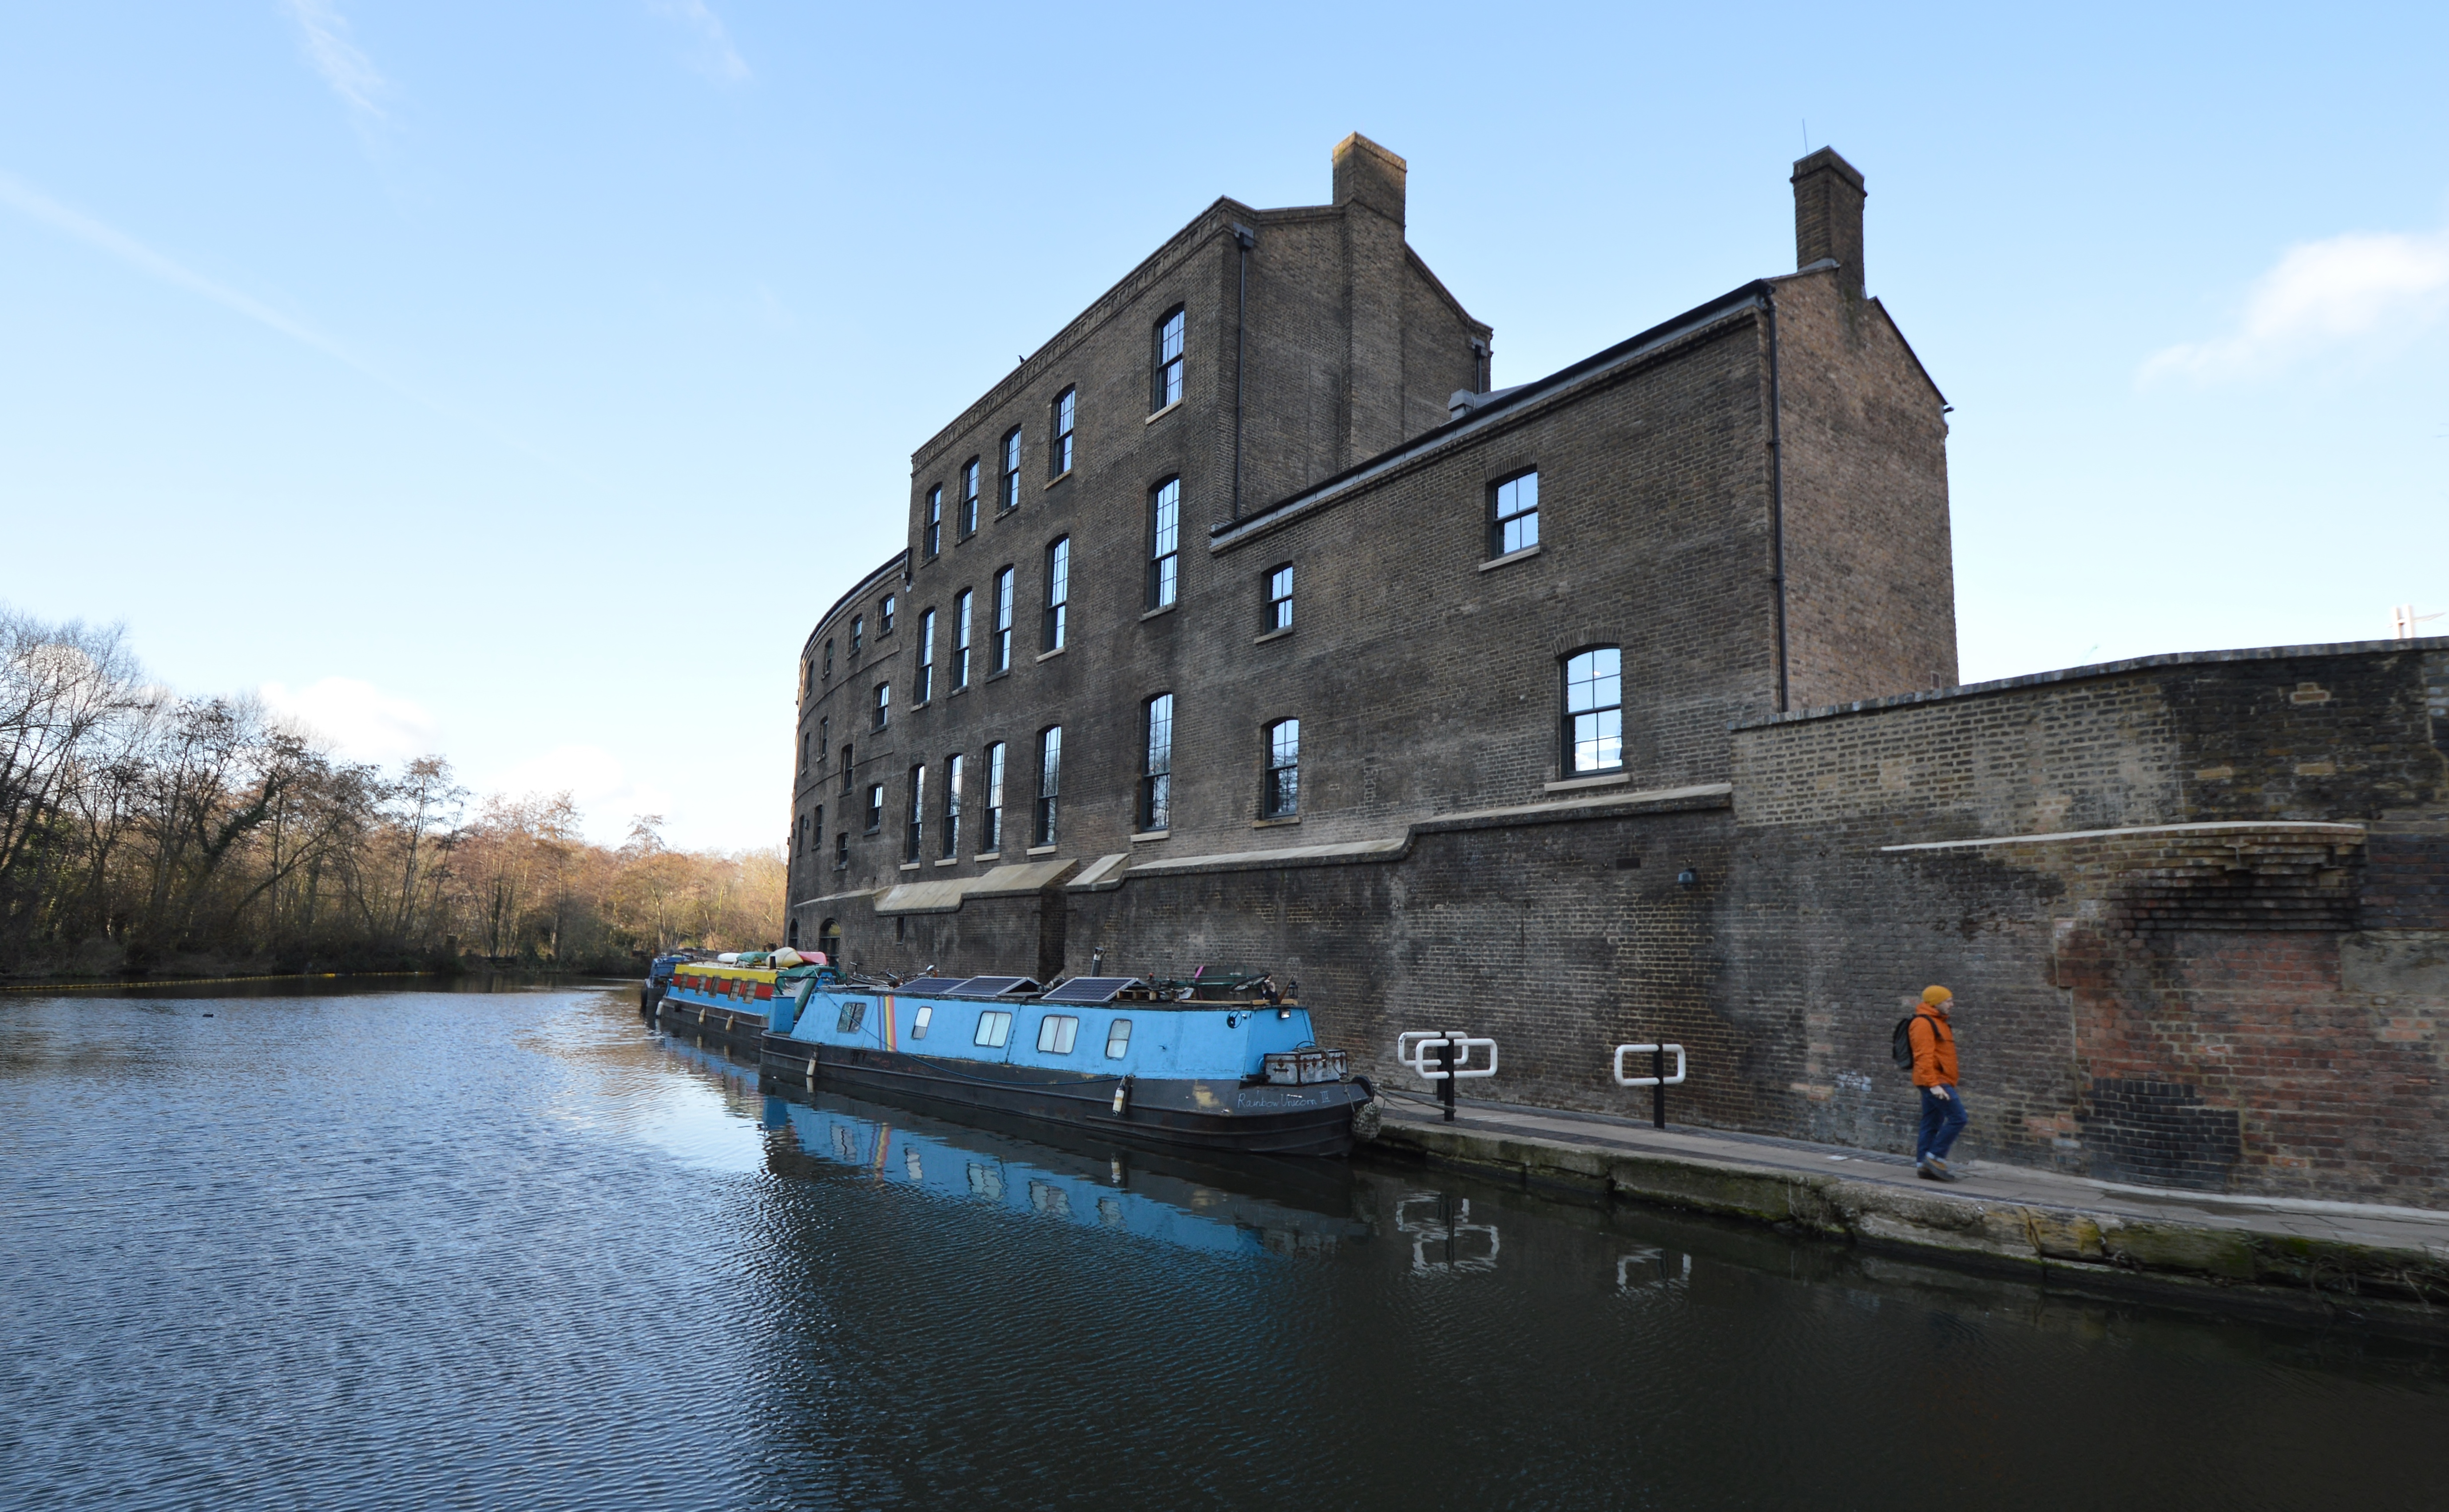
[787,137,2449,1202]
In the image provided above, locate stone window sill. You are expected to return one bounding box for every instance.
[1044,470,1072,491]
[1130,830,1170,844]
[1254,626,1292,645]
[1545,770,1629,793]
[897,862,921,872]
[933,858,959,867]
[1026,844,1059,858]
[1253,815,1301,828]
[1145,399,1183,426]
[973,851,1001,863]
[1480,543,1543,572]
[1141,602,1177,622]
[948,684,968,697]
[1036,646,1067,663]
[987,668,1011,683]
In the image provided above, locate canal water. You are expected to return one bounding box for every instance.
[4,986,2444,1511]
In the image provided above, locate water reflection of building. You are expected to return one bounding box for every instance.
[761,1088,1366,1259]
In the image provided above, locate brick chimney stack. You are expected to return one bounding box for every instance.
[1333,133,1407,227]
[1790,147,1866,297]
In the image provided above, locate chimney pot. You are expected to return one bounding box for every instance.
[1791,147,1866,298]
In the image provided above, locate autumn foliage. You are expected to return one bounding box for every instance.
[0,608,782,978]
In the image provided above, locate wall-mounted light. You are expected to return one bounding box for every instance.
[1676,867,1699,888]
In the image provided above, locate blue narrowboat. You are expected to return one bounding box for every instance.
[718,966,1379,1157]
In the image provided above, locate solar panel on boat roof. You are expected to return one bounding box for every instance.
[1040,976,1143,1004]
[894,978,969,994]
[948,975,1041,997]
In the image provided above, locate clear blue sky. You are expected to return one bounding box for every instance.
[4,2,2444,851]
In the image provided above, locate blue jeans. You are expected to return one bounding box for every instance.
[1917,1086,1968,1164]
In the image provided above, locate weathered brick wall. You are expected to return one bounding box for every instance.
[1727,644,2449,1201]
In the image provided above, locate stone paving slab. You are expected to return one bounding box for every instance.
[1379,1091,2449,1251]
[1369,1090,2449,1331]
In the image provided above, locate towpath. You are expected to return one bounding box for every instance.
[1370,1089,2449,1330]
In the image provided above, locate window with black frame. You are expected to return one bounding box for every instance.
[1264,718,1299,818]
[1563,647,1623,775]
[953,589,972,687]
[850,616,863,653]
[864,784,884,833]
[1153,307,1184,410]
[880,594,897,634]
[961,458,981,534]
[1147,479,1179,609]
[1051,388,1075,476]
[982,741,1005,852]
[840,745,853,794]
[1140,693,1173,832]
[823,638,834,679]
[834,831,848,867]
[905,764,925,861]
[942,753,964,859]
[991,567,1014,673]
[1000,428,1022,511]
[1265,563,1293,632]
[1489,469,1539,558]
[916,608,936,703]
[924,486,942,558]
[1035,726,1061,847]
[1043,538,1069,651]
[871,681,890,731]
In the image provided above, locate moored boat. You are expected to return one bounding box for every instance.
[755,966,1378,1157]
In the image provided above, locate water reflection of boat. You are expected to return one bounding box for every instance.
[759,1084,1371,1259]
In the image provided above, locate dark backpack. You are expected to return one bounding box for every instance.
[1890,1015,1922,1073]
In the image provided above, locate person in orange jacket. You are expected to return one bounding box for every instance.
[1910,986,1967,1180]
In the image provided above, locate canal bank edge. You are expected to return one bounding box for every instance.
[1370,1113,2449,1338]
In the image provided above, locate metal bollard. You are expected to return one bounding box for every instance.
[1438,1039,1456,1122]
[1611,1042,1687,1128]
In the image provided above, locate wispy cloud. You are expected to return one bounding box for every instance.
[651,1,751,85]
[0,169,569,471]
[281,0,390,122]
[261,677,437,765]
[2143,224,2449,382]
[0,169,373,373]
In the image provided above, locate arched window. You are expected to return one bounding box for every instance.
[1264,719,1299,818]
[1035,726,1062,847]
[991,566,1015,673]
[819,918,842,960]
[1147,479,1179,609]
[1000,427,1023,511]
[1563,647,1623,774]
[1051,388,1076,476]
[1043,538,1070,651]
[1152,306,1185,411]
[1140,693,1173,832]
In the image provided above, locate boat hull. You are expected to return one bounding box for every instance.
[759,1033,1368,1157]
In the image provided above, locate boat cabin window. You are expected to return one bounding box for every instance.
[1104,1019,1133,1058]
[911,1005,932,1040]
[1036,1014,1079,1054]
[973,1010,1013,1049]
[837,1001,868,1034]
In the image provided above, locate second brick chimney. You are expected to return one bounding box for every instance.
[1791,147,1866,297]
[1333,133,1407,227]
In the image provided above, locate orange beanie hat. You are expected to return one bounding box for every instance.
[1921,986,1953,1006]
